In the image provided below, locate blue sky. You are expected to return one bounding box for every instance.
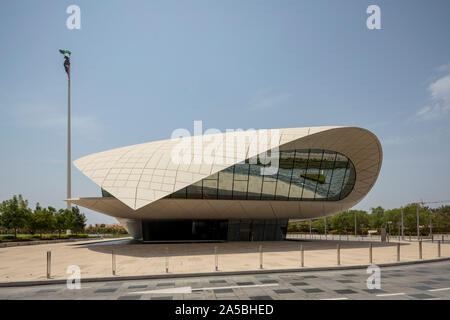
[1,0,450,224]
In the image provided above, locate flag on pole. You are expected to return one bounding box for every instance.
[59,49,71,78]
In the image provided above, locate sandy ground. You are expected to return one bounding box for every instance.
[0,238,448,282]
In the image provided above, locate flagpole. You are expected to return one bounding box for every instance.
[67,73,72,210]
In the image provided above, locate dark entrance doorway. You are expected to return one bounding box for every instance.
[142,219,228,241]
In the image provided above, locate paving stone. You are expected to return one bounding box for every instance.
[274,289,295,294]
[118,295,141,300]
[209,280,227,284]
[214,289,233,293]
[36,289,58,294]
[337,279,355,283]
[104,282,123,286]
[157,282,175,286]
[260,279,278,284]
[250,295,273,300]
[303,288,324,293]
[291,282,309,286]
[335,289,357,294]
[363,289,385,294]
[94,288,118,293]
[420,281,437,285]
[409,293,434,299]
[411,285,433,291]
[432,278,449,282]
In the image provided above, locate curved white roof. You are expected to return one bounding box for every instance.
[72,126,382,218]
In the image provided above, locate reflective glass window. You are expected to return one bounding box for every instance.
[247,164,263,200]
[218,166,233,199]
[165,148,356,202]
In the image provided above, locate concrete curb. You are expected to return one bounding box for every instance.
[0,237,103,248]
[1,256,449,288]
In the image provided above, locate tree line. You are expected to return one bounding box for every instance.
[289,204,450,235]
[85,224,128,235]
[0,195,87,238]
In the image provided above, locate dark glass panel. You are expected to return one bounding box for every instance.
[275,151,294,200]
[233,162,249,181]
[289,150,308,200]
[186,180,202,199]
[204,172,219,180]
[261,181,276,200]
[247,164,263,200]
[202,180,217,199]
[340,161,356,200]
[218,166,233,199]
[171,187,187,199]
[327,153,348,200]
[301,150,322,200]
[233,180,248,200]
[101,188,114,198]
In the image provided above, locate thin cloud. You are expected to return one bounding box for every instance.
[248,90,293,110]
[416,73,450,120]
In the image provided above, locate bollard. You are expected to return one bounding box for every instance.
[337,244,341,266]
[438,240,441,258]
[432,235,434,243]
[397,243,400,262]
[300,244,304,267]
[369,243,373,264]
[46,251,51,279]
[259,245,263,269]
[214,246,218,271]
[419,241,423,260]
[165,247,169,273]
[442,235,445,244]
[112,250,116,276]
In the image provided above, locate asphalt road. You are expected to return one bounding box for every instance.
[1,260,450,300]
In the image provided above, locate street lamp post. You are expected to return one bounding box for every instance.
[354,212,357,236]
[309,219,312,236]
[401,206,404,240]
[429,215,433,239]
[417,204,420,240]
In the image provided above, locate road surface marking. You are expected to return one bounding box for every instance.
[129,283,279,295]
[428,287,450,292]
[321,297,348,300]
[376,292,405,297]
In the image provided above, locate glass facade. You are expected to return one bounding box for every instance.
[167,149,356,201]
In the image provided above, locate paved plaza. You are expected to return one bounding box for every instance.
[0,237,448,283]
[1,260,450,300]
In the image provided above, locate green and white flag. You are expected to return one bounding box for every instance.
[59,49,71,77]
